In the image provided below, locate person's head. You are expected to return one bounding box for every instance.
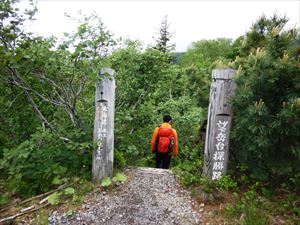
[163,115,173,124]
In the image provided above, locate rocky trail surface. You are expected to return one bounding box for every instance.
[48,167,202,225]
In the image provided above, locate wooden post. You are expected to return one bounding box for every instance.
[92,68,115,182]
[204,68,236,180]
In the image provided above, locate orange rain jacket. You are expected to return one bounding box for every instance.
[151,122,178,157]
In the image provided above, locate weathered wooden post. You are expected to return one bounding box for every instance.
[92,68,115,182]
[204,68,236,180]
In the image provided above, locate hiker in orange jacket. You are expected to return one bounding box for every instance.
[151,115,178,169]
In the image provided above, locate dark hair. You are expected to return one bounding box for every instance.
[163,115,172,123]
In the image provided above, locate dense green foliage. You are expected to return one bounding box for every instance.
[0,1,205,199]
[107,41,203,167]
[230,15,300,183]
[179,38,237,108]
[1,5,299,223]
[1,129,92,197]
[0,0,113,197]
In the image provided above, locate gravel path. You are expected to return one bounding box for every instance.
[49,167,202,225]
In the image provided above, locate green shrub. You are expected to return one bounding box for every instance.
[114,149,127,168]
[172,146,203,187]
[0,129,92,197]
[231,14,300,182]
[0,192,9,206]
[277,193,300,220]
[215,175,238,191]
[224,189,269,225]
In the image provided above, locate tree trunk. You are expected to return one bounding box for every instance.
[24,90,52,129]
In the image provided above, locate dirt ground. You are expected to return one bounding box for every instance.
[47,167,203,225]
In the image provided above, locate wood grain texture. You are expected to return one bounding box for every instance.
[204,68,236,180]
[92,68,115,182]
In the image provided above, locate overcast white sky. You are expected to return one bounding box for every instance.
[19,0,300,52]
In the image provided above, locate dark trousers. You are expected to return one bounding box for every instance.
[155,152,171,169]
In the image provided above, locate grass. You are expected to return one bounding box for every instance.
[192,185,300,225]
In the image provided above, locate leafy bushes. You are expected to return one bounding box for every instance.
[109,43,204,167]
[224,181,300,224]
[172,145,203,187]
[2,3,299,214]
[0,129,92,197]
[179,38,238,108]
[224,190,270,225]
[0,1,112,199]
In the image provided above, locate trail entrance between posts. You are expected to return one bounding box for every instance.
[48,167,202,225]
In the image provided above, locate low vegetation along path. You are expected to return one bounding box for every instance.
[49,167,202,225]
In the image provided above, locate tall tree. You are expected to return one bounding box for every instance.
[0,1,115,129]
[154,15,175,54]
